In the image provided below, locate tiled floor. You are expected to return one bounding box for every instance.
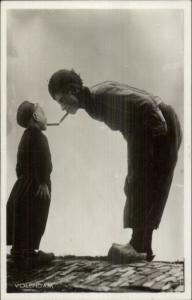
[7,255,184,293]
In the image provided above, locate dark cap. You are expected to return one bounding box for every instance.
[17,101,36,128]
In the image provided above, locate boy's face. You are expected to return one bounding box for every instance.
[33,104,47,130]
[54,91,80,114]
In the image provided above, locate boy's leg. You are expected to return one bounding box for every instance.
[11,247,55,266]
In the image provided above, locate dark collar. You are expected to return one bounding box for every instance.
[78,86,92,109]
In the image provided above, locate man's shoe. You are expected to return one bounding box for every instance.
[108,243,147,264]
[146,250,155,262]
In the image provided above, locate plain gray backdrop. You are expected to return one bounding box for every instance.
[7,9,184,260]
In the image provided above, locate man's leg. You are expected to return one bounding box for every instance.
[130,227,154,261]
[148,103,182,228]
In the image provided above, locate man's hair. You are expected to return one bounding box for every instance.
[48,69,83,99]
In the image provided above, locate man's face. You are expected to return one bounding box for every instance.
[54,91,80,114]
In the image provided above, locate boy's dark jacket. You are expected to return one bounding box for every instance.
[7,127,52,250]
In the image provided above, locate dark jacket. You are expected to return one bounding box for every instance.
[80,81,182,229]
[7,127,52,249]
[83,81,167,137]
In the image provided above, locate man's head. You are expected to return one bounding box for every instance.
[48,69,83,114]
[17,101,47,130]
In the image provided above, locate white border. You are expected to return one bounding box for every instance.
[1,2,7,299]
[0,0,191,10]
[1,1,191,300]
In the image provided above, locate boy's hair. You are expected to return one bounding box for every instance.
[17,101,36,128]
[48,69,83,99]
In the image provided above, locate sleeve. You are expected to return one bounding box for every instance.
[87,91,167,137]
[140,99,168,137]
[32,133,53,184]
[92,93,167,136]
[16,135,25,178]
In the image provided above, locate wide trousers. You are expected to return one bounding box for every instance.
[7,176,51,250]
[123,103,182,229]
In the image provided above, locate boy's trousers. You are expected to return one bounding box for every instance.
[7,177,51,250]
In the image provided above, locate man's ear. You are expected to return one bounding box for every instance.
[70,83,81,95]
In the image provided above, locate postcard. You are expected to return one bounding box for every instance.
[1,1,191,299]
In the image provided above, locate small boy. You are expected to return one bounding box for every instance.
[7,101,54,264]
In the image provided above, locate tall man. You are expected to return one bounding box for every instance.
[48,69,182,262]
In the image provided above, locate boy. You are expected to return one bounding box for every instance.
[7,101,54,264]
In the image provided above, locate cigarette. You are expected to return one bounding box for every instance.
[47,112,69,127]
[59,112,69,124]
[47,123,59,126]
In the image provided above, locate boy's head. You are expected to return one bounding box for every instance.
[17,101,47,130]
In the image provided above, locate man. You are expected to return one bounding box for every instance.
[48,69,182,262]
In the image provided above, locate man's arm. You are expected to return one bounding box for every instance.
[98,92,168,136]
[140,99,167,137]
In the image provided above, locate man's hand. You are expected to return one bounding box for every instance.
[36,184,50,200]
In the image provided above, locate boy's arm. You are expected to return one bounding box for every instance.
[36,183,50,200]
[36,133,52,182]
[32,133,52,198]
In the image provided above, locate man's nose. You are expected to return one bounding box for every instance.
[61,104,66,110]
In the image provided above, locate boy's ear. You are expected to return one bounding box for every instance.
[32,112,38,121]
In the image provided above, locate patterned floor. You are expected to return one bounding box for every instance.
[7,255,184,293]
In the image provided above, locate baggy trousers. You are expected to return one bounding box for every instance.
[123,103,182,229]
[7,176,51,250]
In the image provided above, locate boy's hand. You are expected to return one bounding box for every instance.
[36,184,50,200]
